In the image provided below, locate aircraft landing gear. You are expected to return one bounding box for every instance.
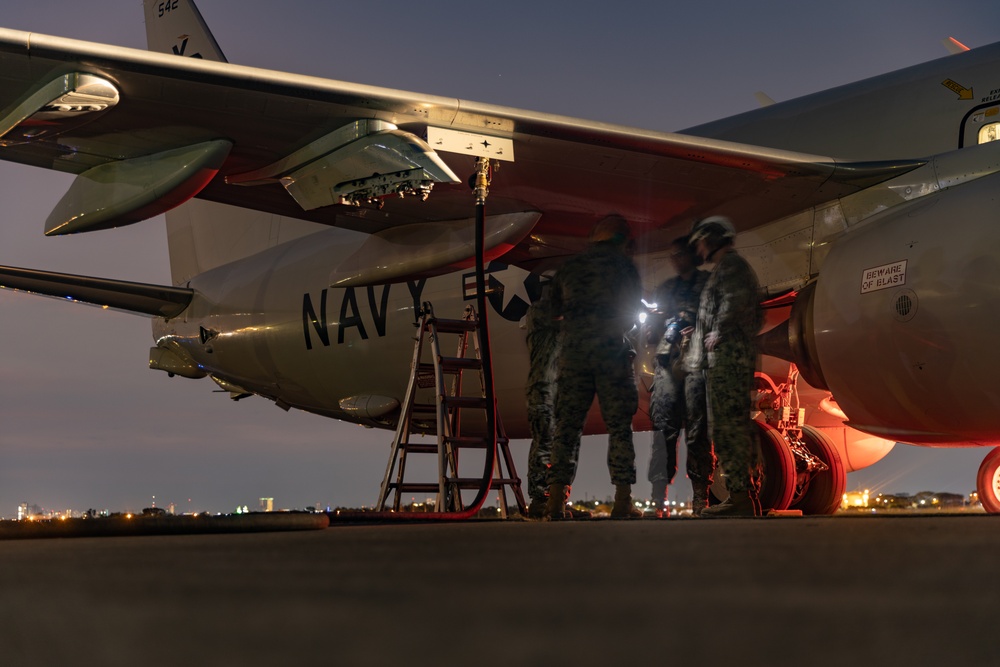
[756,421,796,512]
[976,446,1000,513]
[707,420,798,514]
[750,367,847,515]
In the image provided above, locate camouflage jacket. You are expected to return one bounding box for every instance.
[550,241,642,348]
[686,249,762,370]
[653,269,710,325]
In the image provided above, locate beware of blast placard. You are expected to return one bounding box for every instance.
[860,260,907,294]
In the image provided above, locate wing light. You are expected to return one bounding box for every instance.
[0,73,119,145]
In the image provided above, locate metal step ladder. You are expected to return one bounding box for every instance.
[376,302,526,517]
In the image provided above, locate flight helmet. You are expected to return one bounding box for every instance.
[689,216,736,246]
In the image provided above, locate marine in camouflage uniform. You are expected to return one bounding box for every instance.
[686,216,763,517]
[546,216,643,519]
[648,238,712,515]
[524,291,559,517]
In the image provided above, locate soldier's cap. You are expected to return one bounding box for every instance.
[689,216,736,245]
[589,214,631,245]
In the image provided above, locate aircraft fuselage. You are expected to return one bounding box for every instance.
[152,227,654,437]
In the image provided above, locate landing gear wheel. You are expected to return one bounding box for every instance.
[976,446,1000,514]
[790,425,847,515]
[755,421,796,512]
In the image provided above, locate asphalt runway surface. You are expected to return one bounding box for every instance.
[0,514,992,666]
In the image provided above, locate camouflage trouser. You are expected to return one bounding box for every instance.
[648,430,677,499]
[549,337,638,487]
[526,377,555,502]
[648,364,680,488]
[705,342,759,493]
[649,367,715,491]
[526,322,558,502]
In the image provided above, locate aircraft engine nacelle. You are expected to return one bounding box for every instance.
[804,403,896,472]
[778,172,1000,445]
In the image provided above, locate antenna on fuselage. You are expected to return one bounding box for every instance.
[943,36,971,54]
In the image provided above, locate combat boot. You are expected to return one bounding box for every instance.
[543,483,568,520]
[610,484,643,519]
[525,496,547,520]
[690,482,710,517]
[699,489,758,518]
[651,480,669,518]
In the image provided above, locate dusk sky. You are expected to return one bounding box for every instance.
[1,1,999,516]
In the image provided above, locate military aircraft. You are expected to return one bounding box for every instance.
[2,1,999,514]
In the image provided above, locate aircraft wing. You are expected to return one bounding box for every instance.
[0,28,922,264]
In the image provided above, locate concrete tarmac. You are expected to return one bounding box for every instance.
[0,514,993,666]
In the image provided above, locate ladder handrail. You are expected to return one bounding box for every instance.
[376,308,428,510]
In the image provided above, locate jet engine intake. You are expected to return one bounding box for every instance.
[756,282,827,391]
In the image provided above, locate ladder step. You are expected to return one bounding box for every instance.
[392,478,521,493]
[444,436,489,448]
[448,436,508,447]
[439,356,482,372]
[402,443,438,454]
[443,396,488,410]
[431,318,478,334]
[413,399,491,412]
[415,368,436,389]
[416,358,482,375]
[392,483,441,494]
[403,436,508,450]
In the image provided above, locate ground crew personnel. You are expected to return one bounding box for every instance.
[647,237,713,517]
[685,216,763,518]
[524,288,560,519]
[545,215,643,520]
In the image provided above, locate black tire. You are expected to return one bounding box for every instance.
[755,421,796,512]
[790,425,847,515]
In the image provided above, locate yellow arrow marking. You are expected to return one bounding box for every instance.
[942,78,974,100]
